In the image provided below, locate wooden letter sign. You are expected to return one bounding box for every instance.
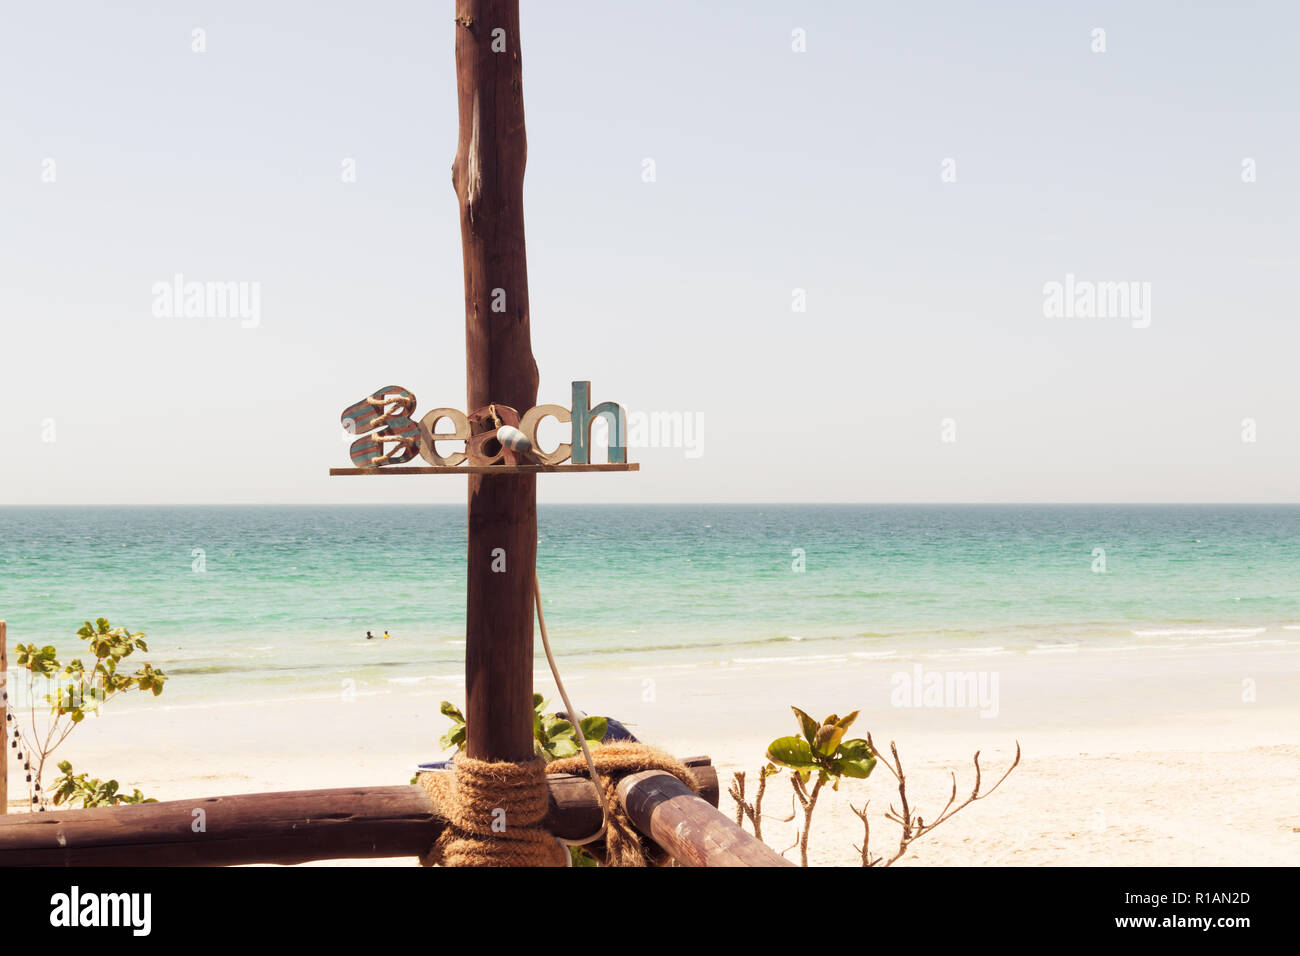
[337,381,629,471]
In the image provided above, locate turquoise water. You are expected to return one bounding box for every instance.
[2,505,1299,704]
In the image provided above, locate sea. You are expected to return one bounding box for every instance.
[2,505,1298,708]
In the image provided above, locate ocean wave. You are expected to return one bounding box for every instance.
[1131,627,1266,638]
[1202,638,1290,649]
[387,674,460,685]
[1083,643,1189,653]
[730,653,849,665]
[923,645,1007,657]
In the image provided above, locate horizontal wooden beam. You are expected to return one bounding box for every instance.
[617,770,793,867]
[329,463,639,476]
[0,758,718,867]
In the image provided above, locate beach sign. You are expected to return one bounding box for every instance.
[340,381,628,469]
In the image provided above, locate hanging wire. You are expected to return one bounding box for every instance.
[534,573,608,847]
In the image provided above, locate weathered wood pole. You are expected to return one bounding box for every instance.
[617,770,795,867]
[1,620,7,815]
[454,1,540,763]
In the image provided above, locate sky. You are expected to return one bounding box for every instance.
[1,1,1298,504]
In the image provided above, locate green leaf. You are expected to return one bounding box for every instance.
[813,723,845,756]
[766,735,817,770]
[438,724,467,751]
[548,738,579,759]
[439,700,464,722]
[838,738,872,760]
[835,710,860,732]
[837,756,876,779]
[570,846,599,867]
[545,719,573,740]
[579,716,607,743]
[791,707,819,744]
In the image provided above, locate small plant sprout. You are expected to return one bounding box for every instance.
[51,761,156,808]
[764,707,876,865]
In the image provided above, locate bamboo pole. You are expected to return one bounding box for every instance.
[454,0,540,765]
[0,760,723,867]
[1,620,7,815]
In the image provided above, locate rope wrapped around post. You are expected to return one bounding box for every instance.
[418,743,700,867]
[418,755,564,867]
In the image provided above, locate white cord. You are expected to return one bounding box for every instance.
[534,573,608,847]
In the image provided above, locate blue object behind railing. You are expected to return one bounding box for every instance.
[414,715,637,773]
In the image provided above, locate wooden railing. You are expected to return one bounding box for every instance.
[0,756,791,867]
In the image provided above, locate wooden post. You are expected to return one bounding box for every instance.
[1,620,6,815]
[454,0,540,764]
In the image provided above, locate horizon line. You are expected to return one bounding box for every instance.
[5,501,1300,508]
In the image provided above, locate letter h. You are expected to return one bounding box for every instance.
[570,381,626,464]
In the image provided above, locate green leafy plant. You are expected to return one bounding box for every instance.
[438,694,606,762]
[9,617,168,810]
[763,707,876,865]
[51,760,156,808]
[766,708,876,788]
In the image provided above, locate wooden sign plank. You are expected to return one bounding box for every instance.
[329,463,639,476]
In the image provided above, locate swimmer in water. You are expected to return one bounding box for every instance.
[384,630,391,640]
[366,631,374,640]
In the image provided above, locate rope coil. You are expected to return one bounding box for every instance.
[419,743,700,868]
[418,573,698,866]
[418,755,566,868]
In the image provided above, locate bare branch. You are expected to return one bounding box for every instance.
[882,739,1021,866]
[728,771,746,827]
[850,801,875,867]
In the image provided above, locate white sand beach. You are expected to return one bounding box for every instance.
[10,639,1299,866]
